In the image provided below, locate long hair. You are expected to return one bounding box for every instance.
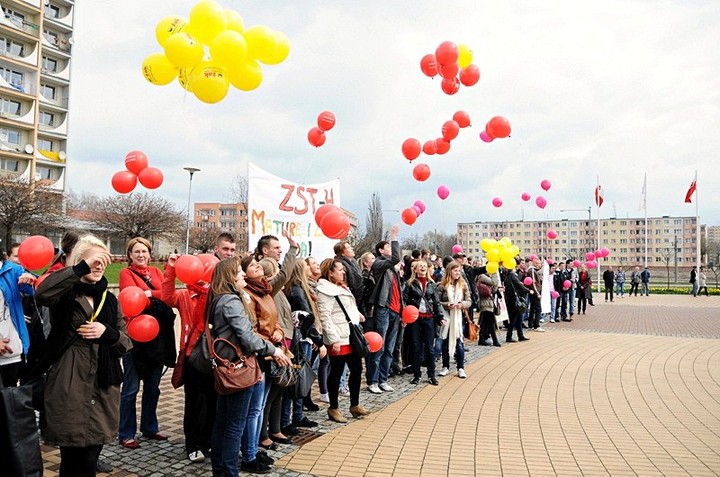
[358,252,374,271]
[441,260,467,295]
[406,259,434,287]
[209,256,242,300]
[50,230,84,267]
[284,260,320,319]
[68,235,108,266]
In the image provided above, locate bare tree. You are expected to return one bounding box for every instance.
[0,177,62,248]
[190,227,218,253]
[227,173,248,203]
[401,233,422,251]
[94,192,185,243]
[351,193,384,255]
[422,230,457,257]
[659,246,673,290]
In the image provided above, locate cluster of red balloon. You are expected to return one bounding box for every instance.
[402,111,472,163]
[479,116,512,143]
[401,200,426,226]
[176,254,219,284]
[420,42,480,95]
[118,287,158,342]
[111,151,164,194]
[142,0,290,103]
[314,204,350,239]
[17,235,54,271]
[308,111,336,148]
[584,248,610,269]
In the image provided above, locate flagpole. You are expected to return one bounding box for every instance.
[596,175,601,292]
[643,172,648,268]
[695,170,700,270]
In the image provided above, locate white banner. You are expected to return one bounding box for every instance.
[247,162,341,261]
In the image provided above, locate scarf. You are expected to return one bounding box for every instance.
[183,284,209,357]
[76,278,124,389]
[244,276,273,297]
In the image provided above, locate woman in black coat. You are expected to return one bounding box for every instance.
[503,264,529,343]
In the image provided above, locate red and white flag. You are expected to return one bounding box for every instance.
[684,176,697,203]
[595,185,604,207]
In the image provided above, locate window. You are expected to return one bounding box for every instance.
[43,29,59,45]
[42,56,58,72]
[47,4,61,19]
[0,97,21,115]
[39,111,54,126]
[1,38,25,56]
[36,166,53,180]
[2,8,25,26]
[38,138,53,151]
[0,127,21,145]
[0,158,19,171]
[40,84,56,99]
[0,67,24,89]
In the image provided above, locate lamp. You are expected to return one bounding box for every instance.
[183,167,200,254]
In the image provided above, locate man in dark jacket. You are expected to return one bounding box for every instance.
[366,225,402,394]
[603,266,615,302]
[334,241,364,314]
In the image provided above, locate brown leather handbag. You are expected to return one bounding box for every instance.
[206,326,263,395]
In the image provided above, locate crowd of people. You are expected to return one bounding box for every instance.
[0,229,703,476]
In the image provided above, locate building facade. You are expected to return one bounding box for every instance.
[193,201,249,251]
[457,215,705,271]
[0,1,73,188]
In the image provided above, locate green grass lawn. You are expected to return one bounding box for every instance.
[104,262,165,284]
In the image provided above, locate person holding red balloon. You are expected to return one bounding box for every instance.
[35,235,132,476]
[401,260,443,385]
[437,261,472,379]
[316,258,369,423]
[118,237,176,449]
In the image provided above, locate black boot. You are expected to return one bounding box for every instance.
[506,332,517,343]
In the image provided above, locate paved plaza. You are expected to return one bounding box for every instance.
[41,294,720,476]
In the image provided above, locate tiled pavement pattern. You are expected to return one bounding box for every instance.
[40,295,719,476]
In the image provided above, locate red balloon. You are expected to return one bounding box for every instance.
[317,111,336,131]
[125,150,149,175]
[563,280,572,290]
[438,62,459,80]
[535,196,547,209]
[314,204,340,227]
[540,179,552,191]
[364,331,383,353]
[453,111,471,128]
[401,208,418,226]
[176,255,204,285]
[198,253,220,282]
[138,166,164,189]
[486,116,511,139]
[523,277,533,286]
[402,305,419,324]
[435,41,458,66]
[419,54,437,78]
[118,286,149,318]
[127,314,159,343]
[459,64,480,86]
[111,170,137,194]
[434,138,451,155]
[308,127,326,147]
[412,163,431,182]
[441,77,460,95]
[402,138,421,161]
[492,197,503,208]
[320,210,350,239]
[521,192,531,201]
[18,235,54,270]
[441,120,460,141]
[422,140,437,155]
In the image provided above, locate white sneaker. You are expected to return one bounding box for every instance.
[188,450,205,463]
[338,386,350,396]
[438,367,449,376]
[535,327,545,332]
[458,369,467,379]
[550,319,556,323]
[379,382,394,392]
[319,393,330,403]
[368,384,383,394]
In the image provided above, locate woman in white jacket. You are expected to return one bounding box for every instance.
[317,258,369,423]
[437,261,471,379]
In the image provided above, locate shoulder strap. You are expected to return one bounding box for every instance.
[334,295,352,323]
[128,268,156,290]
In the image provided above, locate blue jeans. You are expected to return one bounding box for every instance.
[118,353,163,441]
[441,337,465,370]
[568,286,576,314]
[616,282,625,296]
[641,282,650,296]
[281,342,312,427]
[211,385,255,477]
[365,307,400,385]
[241,377,265,463]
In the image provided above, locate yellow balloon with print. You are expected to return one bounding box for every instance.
[225,9,244,33]
[260,31,290,65]
[142,53,178,86]
[486,261,499,274]
[164,32,204,68]
[243,25,278,61]
[189,0,228,45]
[228,59,263,91]
[178,68,193,92]
[190,62,230,103]
[503,258,517,270]
[210,30,248,69]
[486,247,501,263]
[155,15,188,47]
[458,43,473,69]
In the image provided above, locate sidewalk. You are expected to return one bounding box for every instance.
[41,295,720,476]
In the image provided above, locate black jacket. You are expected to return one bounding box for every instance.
[369,241,403,309]
[401,279,443,325]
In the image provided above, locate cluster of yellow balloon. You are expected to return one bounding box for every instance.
[141,0,290,104]
[481,237,520,274]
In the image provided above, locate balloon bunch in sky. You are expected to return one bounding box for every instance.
[401,200,426,226]
[314,204,350,239]
[493,179,552,211]
[308,111,336,148]
[481,237,520,274]
[112,151,164,194]
[479,116,512,143]
[141,0,290,103]
[420,41,480,95]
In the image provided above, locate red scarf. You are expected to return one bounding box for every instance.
[244,276,273,297]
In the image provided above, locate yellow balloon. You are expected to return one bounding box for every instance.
[501,251,516,264]
[178,68,193,92]
[486,248,501,263]
[155,15,188,47]
[142,53,178,86]
[503,258,517,270]
[189,0,228,45]
[486,261,499,274]
[210,30,248,69]
[260,31,290,65]
[480,238,491,252]
[190,62,229,103]
[225,9,245,33]
[509,245,520,256]
[243,25,278,61]
[458,43,473,69]
[228,59,263,91]
[164,32,204,68]
[500,237,512,247]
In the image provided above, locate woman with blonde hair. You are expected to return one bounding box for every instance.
[437,261,471,380]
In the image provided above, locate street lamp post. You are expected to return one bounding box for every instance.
[183,167,200,254]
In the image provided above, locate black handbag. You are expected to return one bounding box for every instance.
[0,374,43,477]
[289,338,316,399]
[335,296,369,358]
[508,278,528,313]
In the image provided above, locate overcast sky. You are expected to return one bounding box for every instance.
[66,0,720,240]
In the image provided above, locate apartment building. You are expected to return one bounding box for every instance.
[194,201,249,250]
[0,1,74,187]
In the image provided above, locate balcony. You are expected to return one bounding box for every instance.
[0,42,39,66]
[0,12,40,38]
[43,4,73,29]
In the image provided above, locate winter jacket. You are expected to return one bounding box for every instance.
[401,278,443,325]
[317,279,361,347]
[369,241,402,308]
[476,273,499,313]
[210,294,276,359]
[338,255,364,314]
[0,260,33,354]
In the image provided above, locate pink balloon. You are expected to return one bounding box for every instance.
[600,247,610,257]
[547,229,558,240]
[437,185,450,200]
[479,131,494,143]
[529,254,538,261]
[451,244,463,255]
[492,197,503,208]
[523,277,533,286]
[551,290,560,299]
[535,196,547,209]
[540,179,552,191]
[414,200,426,214]
[594,250,603,259]
[585,252,596,261]
[563,280,572,290]
[573,260,581,268]
[521,192,531,201]
[586,260,597,269]
[546,258,554,265]
[412,205,422,217]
